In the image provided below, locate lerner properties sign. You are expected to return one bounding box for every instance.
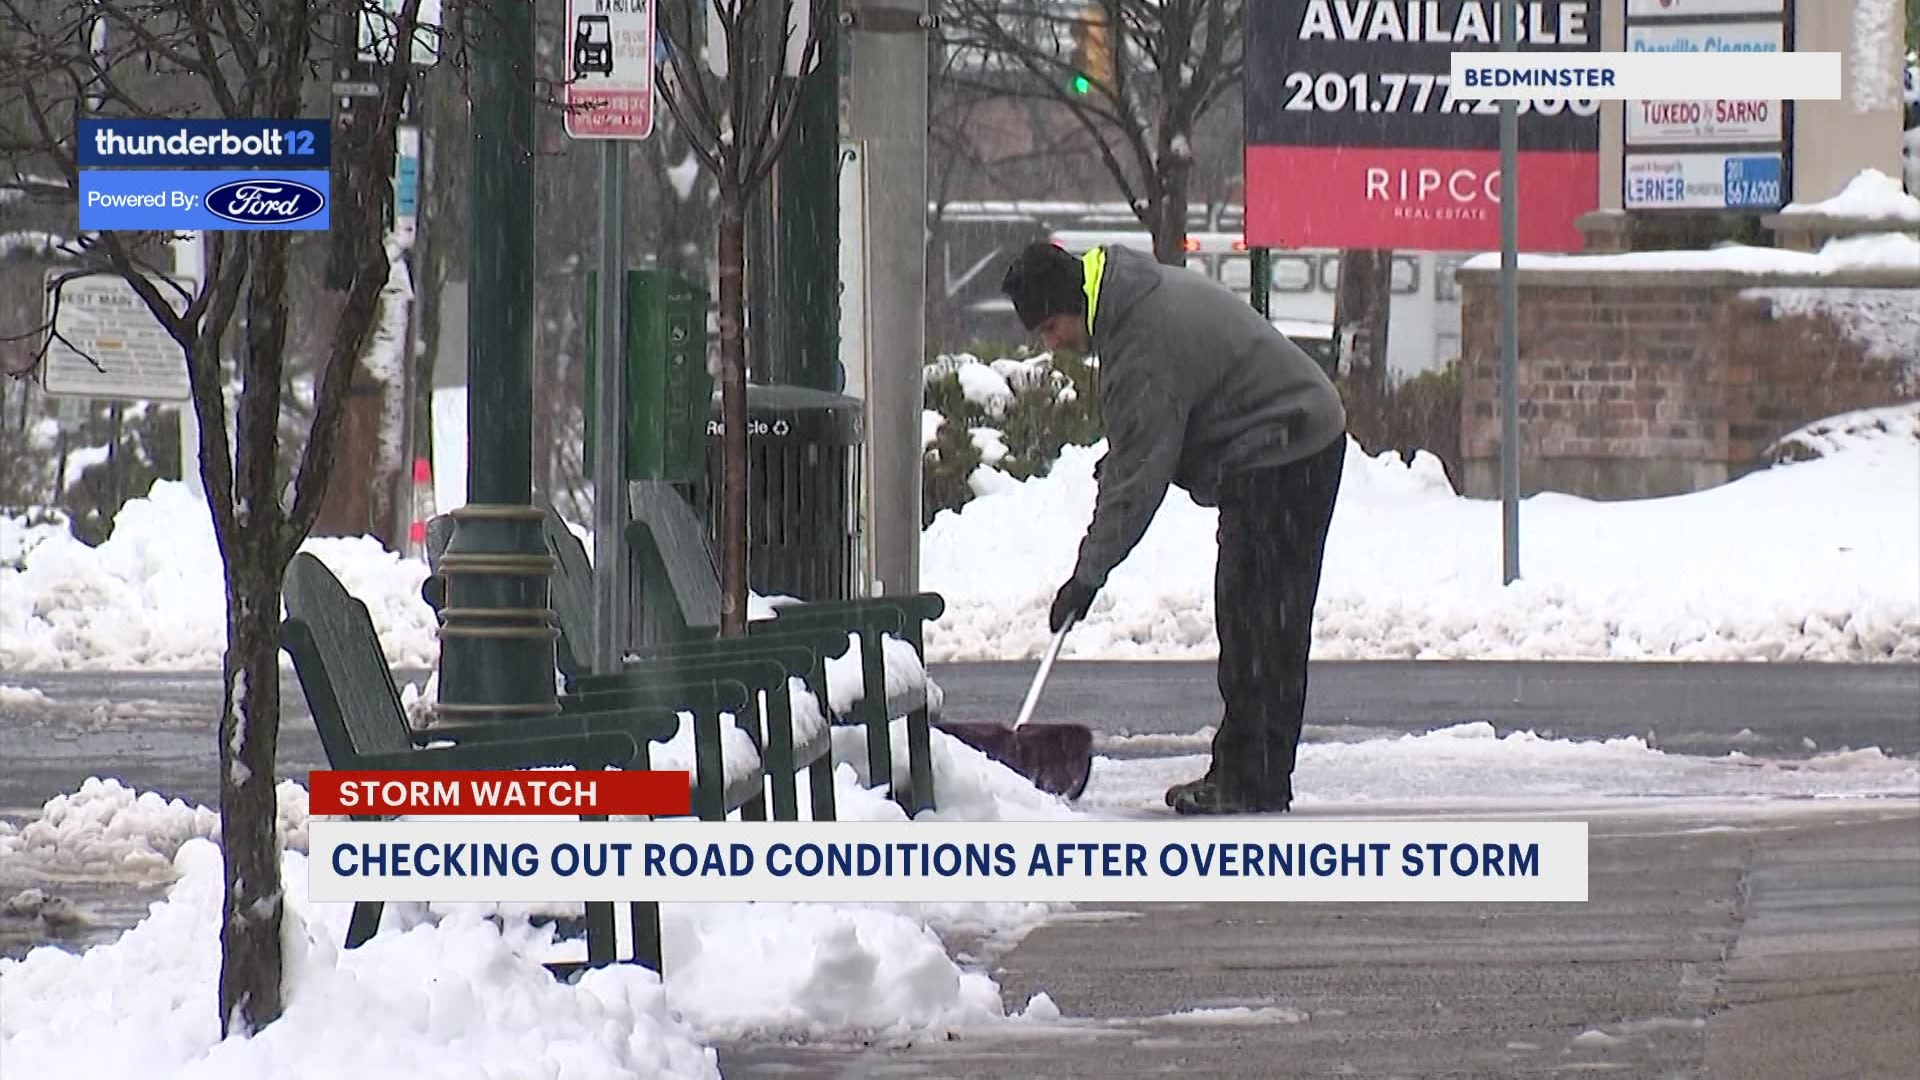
[1245,1,1602,252]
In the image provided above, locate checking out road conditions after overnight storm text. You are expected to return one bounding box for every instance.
[1279,70,1599,115]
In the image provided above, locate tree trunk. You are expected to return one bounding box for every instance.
[1150,162,1193,266]
[1334,249,1394,401]
[216,541,288,1036]
[715,199,750,637]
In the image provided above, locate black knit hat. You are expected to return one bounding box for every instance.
[1001,242,1085,331]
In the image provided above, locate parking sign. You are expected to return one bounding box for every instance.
[564,0,656,139]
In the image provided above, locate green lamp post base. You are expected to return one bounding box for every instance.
[433,503,561,729]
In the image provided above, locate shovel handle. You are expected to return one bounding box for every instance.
[1013,619,1073,730]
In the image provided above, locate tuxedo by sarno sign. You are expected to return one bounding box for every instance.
[1244,1,1602,252]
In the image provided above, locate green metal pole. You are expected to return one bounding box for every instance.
[1498,0,1521,586]
[775,0,840,392]
[434,0,559,728]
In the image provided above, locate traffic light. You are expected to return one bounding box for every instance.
[1069,5,1111,95]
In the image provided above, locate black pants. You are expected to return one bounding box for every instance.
[1208,434,1345,806]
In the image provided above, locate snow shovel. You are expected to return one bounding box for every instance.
[936,619,1095,800]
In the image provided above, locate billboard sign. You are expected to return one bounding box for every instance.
[1244,0,1602,252]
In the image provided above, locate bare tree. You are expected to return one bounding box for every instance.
[0,0,425,1035]
[943,0,1243,264]
[651,0,826,636]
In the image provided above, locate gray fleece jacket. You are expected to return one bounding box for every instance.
[1070,245,1347,590]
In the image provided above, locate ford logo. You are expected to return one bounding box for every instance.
[204,178,326,225]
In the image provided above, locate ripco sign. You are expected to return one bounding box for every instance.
[1244,0,1602,251]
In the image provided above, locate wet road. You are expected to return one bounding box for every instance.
[3,660,1916,820]
[3,661,1916,1074]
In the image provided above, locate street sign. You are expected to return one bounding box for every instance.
[40,271,195,402]
[1624,151,1786,210]
[394,124,420,246]
[565,0,656,139]
[1625,20,1783,53]
[1619,1,1793,212]
[1625,0,1785,16]
[1625,98,1782,145]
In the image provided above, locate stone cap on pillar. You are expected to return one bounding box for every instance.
[1762,168,1920,252]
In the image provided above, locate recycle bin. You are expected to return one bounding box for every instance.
[698,383,864,603]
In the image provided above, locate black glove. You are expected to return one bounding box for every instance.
[1049,577,1097,633]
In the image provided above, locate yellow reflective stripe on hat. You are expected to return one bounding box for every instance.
[1081,246,1106,338]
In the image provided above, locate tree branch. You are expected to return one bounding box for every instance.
[744,0,829,190]
[285,0,427,547]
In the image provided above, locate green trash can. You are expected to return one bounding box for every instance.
[697,384,864,603]
[583,269,712,483]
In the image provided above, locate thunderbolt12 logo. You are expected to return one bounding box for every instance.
[89,125,317,160]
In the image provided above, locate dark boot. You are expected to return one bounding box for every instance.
[1168,777,1291,815]
[1163,769,1216,808]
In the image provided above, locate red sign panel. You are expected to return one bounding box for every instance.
[1244,1,1602,252]
[1245,146,1597,251]
[309,769,692,816]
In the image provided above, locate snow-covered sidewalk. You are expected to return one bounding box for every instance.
[4,708,1916,1077]
[0,732,1073,1080]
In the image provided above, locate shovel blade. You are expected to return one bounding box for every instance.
[937,721,1095,801]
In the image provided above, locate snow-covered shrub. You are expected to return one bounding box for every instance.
[921,347,1103,520]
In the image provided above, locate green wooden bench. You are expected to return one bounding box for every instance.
[618,481,946,812]
[424,498,946,812]
[423,513,838,822]
[571,634,847,821]
[281,551,680,975]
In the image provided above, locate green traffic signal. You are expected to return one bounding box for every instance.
[1072,73,1091,94]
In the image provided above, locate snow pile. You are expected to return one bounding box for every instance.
[0,841,724,1080]
[1460,230,1920,276]
[0,481,440,671]
[0,682,52,712]
[1777,168,1920,222]
[921,434,1920,663]
[0,741,1076,1073]
[1078,721,1920,813]
[0,509,67,568]
[0,777,310,878]
[655,896,1009,1040]
[1760,402,1920,464]
[1,481,945,703]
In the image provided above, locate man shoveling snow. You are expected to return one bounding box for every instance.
[999,241,1348,815]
